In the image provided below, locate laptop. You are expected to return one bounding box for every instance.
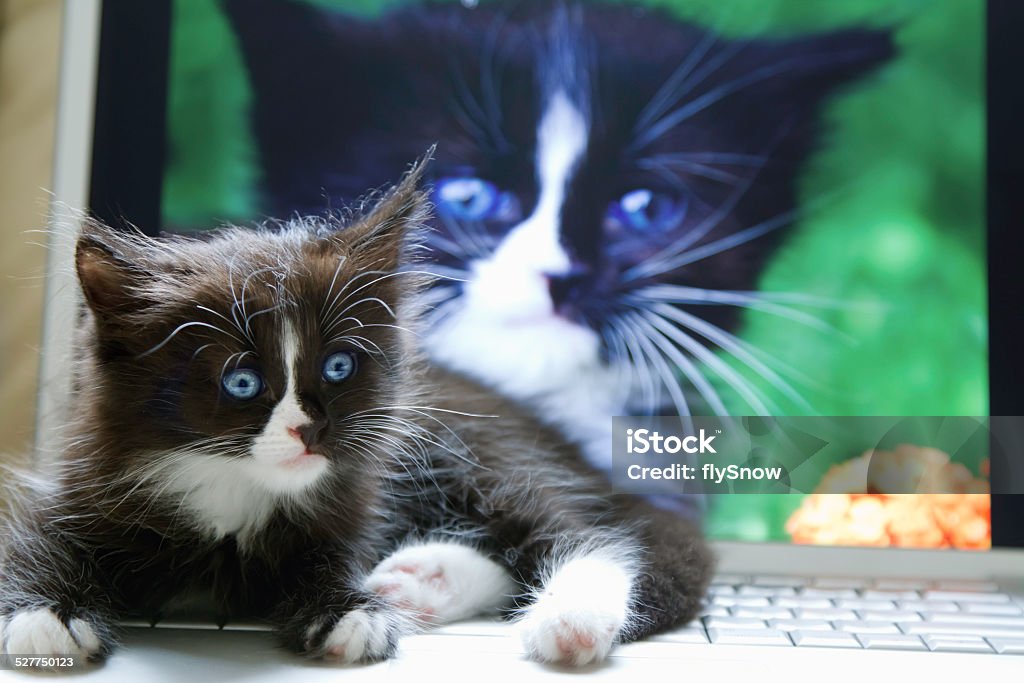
[19,0,1024,679]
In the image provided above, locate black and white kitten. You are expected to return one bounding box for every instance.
[222,0,893,473]
[0,161,711,667]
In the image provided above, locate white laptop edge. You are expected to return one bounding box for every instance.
[37,0,1024,586]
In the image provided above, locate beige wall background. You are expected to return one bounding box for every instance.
[0,0,62,460]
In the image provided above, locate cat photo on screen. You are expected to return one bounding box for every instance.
[221,0,894,486]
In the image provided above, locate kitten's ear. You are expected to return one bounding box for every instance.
[689,28,895,149]
[76,223,153,317]
[332,152,434,270]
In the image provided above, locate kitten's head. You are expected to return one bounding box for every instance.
[74,160,430,503]
[226,0,894,419]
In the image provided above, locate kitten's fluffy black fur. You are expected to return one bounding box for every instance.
[0,161,711,665]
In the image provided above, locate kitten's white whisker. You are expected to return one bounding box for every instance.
[137,321,244,358]
[641,309,774,414]
[647,151,769,166]
[635,45,862,150]
[624,156,769,281]
[633,29,723,135]
[613,320,660,416]
[636,284,848,338]
[326,296,397,331]
[195,304,248,341]
[243,303,283,332]
[623,313,727,416]
[637,157,742,185]
[440,214,489,260]
[320,268,387,323]
[619,315,692,418]
[649,303,811,411]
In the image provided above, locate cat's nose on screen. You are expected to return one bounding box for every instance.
[287,420,329,451]
[545,266,590,312]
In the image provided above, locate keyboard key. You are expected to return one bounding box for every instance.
[792,608,858,621]
[713,596,771,608]
[834,599,896,611]
[857,634,927,651]
[767,619,833,632]
[933,580,1001,593]
[704,617,768,630]
[861,590,921,601]
[708,585,736,597]
[872,579,929,591]
[961,603,1023,616]
[737,586,790,598]
[899,621,1024,638]
[925,613,1024,628]
[922,635,994,653]
[898,600,959,613]
[699,605,730,618]
[986,637,1024,655]
[752,575,808,588]
[773,597,833,609]
[857,610,922,622]
[812,578,869,590]
[922,591,1011,604]
[800,588,858,599]
[731,607,793,620]
[835,621,902,635]
[707,628,792,647]
[790,630,861,649]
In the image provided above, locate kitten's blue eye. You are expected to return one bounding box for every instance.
[222,369,263,401]
[322,351,357,384]
[607,189,688,234]
[434,176,517,222]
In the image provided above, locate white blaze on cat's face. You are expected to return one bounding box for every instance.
[426,90,621,468]
[249,321,329,491]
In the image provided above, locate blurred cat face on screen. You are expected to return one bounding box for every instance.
[225,0,892,465]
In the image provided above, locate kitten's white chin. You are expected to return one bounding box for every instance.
[250,450,329,492]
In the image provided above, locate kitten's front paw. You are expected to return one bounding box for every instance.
[365,542,512,624]
[518,555,632,667]
[304,607,401,664]
[518,602,621,667]
[0,608,107,666]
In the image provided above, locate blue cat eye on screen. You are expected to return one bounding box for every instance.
[222,368,263,401]
[607,189,689,234]
[433,176,519,223]
[322,351,357,383]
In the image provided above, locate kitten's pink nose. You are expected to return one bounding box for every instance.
[287,421,328,451]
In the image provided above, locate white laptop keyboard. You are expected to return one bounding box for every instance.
[669,574,1024,655]
[133,574,1024,656]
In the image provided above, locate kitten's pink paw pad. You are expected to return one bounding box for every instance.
[365,547,468,622]
[520,610,620,666]
[518,554,632,667]
[365,559,451,622]
[365,542,514,625]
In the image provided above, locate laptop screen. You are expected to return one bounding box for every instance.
[85,0,1024,551]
